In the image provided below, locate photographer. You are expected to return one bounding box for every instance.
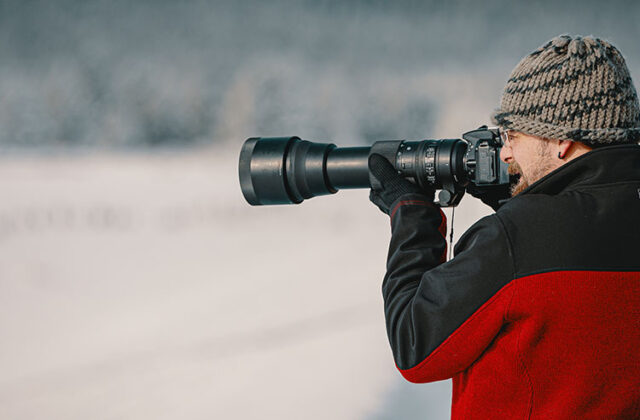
[368,35,640,418]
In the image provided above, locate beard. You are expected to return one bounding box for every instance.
[508,141,556,197]
[508,161,528,196]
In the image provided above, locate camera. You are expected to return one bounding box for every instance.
[238,126,509,207]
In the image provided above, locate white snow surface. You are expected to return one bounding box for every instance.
[0,148,490,419]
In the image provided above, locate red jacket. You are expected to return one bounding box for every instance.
[382,145,640,419]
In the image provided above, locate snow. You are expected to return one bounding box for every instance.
[0,148,490,419]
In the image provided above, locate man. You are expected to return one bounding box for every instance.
[368,34,639,419]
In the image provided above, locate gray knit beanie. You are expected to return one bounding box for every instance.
[491,34,640,146]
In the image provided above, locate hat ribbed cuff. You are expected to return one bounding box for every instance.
[491,110,640,146]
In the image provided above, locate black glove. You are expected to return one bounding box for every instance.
[465,182,511,211]
[368,153,435,215]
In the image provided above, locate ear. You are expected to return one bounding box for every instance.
[557,139,573,159]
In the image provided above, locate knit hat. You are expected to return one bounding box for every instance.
[491,34,640,147]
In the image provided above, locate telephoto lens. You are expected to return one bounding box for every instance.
[238,127,509,207]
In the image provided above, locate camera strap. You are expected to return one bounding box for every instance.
[448,207,455,261]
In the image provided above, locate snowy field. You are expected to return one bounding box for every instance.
[0,148,490,419]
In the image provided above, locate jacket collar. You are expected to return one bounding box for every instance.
[520,144,640,196]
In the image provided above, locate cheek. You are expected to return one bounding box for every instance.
[510,149,528,172]
[510,143,539,177]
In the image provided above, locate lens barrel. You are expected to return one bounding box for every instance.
[240,137,373,205]
[239,136,469,206]
[239,137,294,205]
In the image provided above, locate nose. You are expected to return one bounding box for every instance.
[500,145,513,163]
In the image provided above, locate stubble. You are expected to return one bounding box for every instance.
[509,141,556,196]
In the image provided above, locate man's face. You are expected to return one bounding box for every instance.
[499,131,558,196]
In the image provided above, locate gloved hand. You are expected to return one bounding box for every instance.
[465,182,511,211]
[368,153,435,215]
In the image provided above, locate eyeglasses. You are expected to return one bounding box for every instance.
[498,127,512,147]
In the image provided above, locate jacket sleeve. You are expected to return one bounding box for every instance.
[383,194,516,383]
